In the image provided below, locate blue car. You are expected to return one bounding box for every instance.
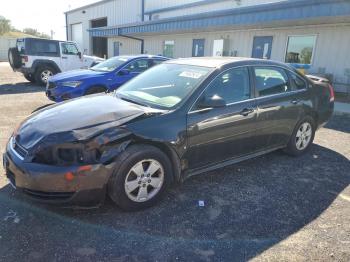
[46,55,169,102]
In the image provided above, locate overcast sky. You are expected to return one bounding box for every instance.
[1,0,100,40]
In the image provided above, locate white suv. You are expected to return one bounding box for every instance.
[8,38,104,85]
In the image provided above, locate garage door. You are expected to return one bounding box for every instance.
[71,23,83,51]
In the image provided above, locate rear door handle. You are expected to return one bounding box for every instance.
[62,56,68,59]
[240,108,255,116]
[291,99,300,105]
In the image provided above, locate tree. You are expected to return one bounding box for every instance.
[0,16,11,35]
[23,28,50,39]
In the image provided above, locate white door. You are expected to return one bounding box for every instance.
[60,42,82,71]
[71,23,83,51]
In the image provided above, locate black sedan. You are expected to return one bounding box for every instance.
[3,57,334,211]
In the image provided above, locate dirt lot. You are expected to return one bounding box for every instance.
[0,62,349,261]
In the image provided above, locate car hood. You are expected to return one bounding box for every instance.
[50,69,107,82]
[16,94,161,150]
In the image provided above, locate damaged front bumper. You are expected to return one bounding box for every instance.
[3,139,115,208]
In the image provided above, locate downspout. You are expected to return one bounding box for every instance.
[117,0,145,54]
[65,13,69,41]
[141,0,145,22]
[119,34,145,54]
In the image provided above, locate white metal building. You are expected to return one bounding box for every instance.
[65,0,350,93]
[0,37,16,61]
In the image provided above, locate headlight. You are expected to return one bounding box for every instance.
[33,145,100,165]
[61,81,82,88]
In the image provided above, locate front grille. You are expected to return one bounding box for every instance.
[47,81,56,89]
[23,189,75,201]
[13,140,28,158]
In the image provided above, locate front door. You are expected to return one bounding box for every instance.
[186,66,257,170]
[252,36,273,59]
[111,58,152,90]
[60,42,82,71]
[192,39,205,57]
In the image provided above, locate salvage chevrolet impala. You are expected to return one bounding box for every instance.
[3,58,334,211]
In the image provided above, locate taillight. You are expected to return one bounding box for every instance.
[21,56,28,63]
[328,84,335,102]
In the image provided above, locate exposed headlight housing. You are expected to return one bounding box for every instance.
[61,81,83,88]
[33,145,100,166]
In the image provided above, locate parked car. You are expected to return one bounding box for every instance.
[8,37,104,85]
[3,57,334,211]
[46,55,169,102]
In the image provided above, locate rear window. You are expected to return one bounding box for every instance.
[24,39,60,57]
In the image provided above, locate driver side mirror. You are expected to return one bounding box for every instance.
[77,51,82,59]
[197,95,226,109]
[117,69,130,76]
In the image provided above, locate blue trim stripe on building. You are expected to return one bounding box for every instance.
[88,0,350,37]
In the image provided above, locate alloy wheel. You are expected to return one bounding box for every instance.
[295,122,312,151]
[40,70,53,83]
[124,159,164,202]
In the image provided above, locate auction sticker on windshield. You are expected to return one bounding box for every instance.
[179,71,205,79]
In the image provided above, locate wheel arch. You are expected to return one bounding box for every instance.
[129,140,182,184]
[32,60,61,74]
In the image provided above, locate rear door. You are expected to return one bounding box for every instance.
[253,66,306,150]
[186,66,257,169]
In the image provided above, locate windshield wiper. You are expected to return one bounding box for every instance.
[116,94,149,107]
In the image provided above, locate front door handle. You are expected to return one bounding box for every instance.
[291,99,300,105]
[62,56,68,59]
[240,108,255,116]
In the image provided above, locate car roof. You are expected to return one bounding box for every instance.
[165,57,290,69]
[114,55,169,60]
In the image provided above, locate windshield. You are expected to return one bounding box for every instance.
[91,57,130,72]
[115,63,212,109]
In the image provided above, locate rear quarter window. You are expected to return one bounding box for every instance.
[26,39,60,57]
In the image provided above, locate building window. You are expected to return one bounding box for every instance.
[285,35,316,65]
[163,40,175,58]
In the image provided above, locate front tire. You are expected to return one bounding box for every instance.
[108,145,173,211]
[35,66,56,86]
[24,73,35,83]
[284,116,316,156]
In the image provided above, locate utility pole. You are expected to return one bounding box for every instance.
[50,30,55,40]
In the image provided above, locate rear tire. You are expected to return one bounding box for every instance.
[35,66,56,86]
[284,116,316,156]
[24,73,35,83]
[85,86,106,95]
[108,145,173,211]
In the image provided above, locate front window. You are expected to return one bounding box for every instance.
[91,57,129,72]
[285,35,316,64]
[124,59,150,73]
[198,67,250,107]
[116,63,212,109]
[61,43,79,55]
[163,40,175,58]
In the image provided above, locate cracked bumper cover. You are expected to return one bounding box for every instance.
[3,140,115,207]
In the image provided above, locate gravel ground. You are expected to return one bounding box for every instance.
[0,62,349,262]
